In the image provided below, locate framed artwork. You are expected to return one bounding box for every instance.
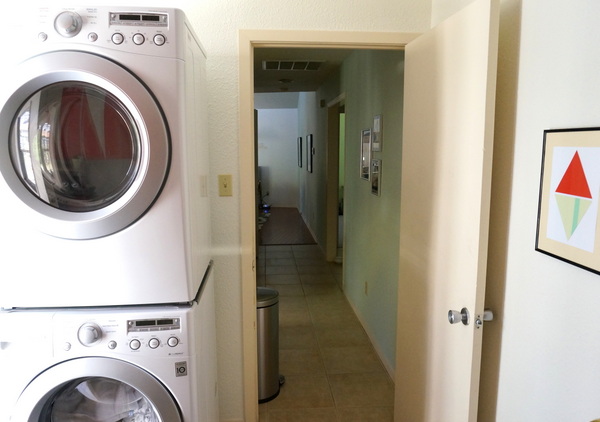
[297,137,303,167]
[372,115,383,152]
[307,134,313,173]
[371,159,381,196]
[536,127,600,275]
[360,129,371,180]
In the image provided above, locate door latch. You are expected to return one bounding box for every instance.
[474,309,494,329]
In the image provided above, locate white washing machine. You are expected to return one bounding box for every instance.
[0,268,218,422]
[0,7,211,308]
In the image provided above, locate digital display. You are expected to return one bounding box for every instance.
[129,318,180,332]
[120,14,141,21]
[110,13,167,27]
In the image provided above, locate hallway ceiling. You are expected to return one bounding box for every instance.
[254,47,352,93]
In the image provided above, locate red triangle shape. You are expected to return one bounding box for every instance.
[555,151,592,198]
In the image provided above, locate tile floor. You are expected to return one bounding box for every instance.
[257,244,395,422]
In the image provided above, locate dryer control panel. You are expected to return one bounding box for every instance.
[33,6,194,59]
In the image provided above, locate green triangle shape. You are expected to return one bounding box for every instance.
[555,194,593,239]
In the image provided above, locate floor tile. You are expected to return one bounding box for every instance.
[309,306,360,329]
[321,346,385,374]
[269,284,304,297]
[268,408,338,421]
[267,245,294,252]
[336,407,394,421]
[279,326,318,350]
[315,325,371,348]
[267,257,297,266]
[280,348,325,375]
[300,274,337,284]
[328,373,394,408]
[279,307,312,327]
[266,274,301,285]
[266,265,298,275]
[297,265,332,275]
[295,257,329,266]
[278,296,309,311]
[268,375,334,410]
[302,283,343,296]
[266,251,295,259]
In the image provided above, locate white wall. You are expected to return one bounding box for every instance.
[493,0,600,419]
[254,92,299,109]
[256,108,299,208]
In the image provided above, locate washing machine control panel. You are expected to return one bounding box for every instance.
[53,309,190,358]
[34,7,186,58]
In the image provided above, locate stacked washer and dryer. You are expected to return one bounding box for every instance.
[0,7,218,422]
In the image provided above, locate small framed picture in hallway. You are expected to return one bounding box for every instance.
[371,159,381,196]
[297,137,302,167]
[361,128,371,180]
[372,114,383,152]
[536,127,600,275]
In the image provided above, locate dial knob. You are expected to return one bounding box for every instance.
[77,323,102,346]
[54,11,83,38]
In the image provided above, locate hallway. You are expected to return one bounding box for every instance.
[257,244,394,421]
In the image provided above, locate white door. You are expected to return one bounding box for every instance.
[394,0,499,420]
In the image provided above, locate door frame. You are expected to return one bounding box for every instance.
[325,94,343,262]
[239,29,419,421]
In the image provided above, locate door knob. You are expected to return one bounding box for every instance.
[448,307,470,325]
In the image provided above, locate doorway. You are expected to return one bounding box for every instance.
[239,30,418,420]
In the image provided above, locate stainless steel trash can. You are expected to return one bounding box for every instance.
[257,287,283,402]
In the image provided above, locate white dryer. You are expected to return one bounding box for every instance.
[0,269,218,422]
[0,7,211,308]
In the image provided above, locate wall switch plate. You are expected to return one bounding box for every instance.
[218,174,233,196]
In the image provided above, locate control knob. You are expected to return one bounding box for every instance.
[77,323,102,346]
[54,11,83,38]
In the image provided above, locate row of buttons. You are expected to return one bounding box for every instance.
[38,31,167,46]
[128,336,179,350]
[64,336,179,352]
[112,32,166,46]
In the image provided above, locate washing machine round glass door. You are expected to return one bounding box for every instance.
[0,51,170,239]
[12,357,183,421]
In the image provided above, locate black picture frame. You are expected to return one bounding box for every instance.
[536,127,600,275]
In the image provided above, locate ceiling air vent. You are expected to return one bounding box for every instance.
[262,60,324,71]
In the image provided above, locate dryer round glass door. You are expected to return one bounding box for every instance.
[0,51,170,240]
[11,357,182,422]
[11,81,141,213]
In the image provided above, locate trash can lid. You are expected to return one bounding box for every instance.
[257,287,279,307]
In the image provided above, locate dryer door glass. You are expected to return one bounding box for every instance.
[10,82,141,213]
[47,377,160,421]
